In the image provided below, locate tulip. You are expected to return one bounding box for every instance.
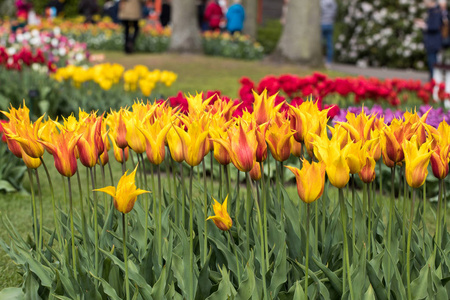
[94,166,150,214]
[430,132,450,179]
[346,140,364,174]
[213,120,258,172]
[21,149,42,169]
[206,196,232,231]
[8,116,45,158]
[314,132,351,189]
[77,116,104,168]
[255,123,268,162]
[382,119,405,164]
[290,136,302,158]
[1,119,23,158]
[286,161,326,204]
[359,156,376,183]
[109,133,129,164]
[167,125,186,163]
[265,114,294,162]
[253,90,283,125]
[403,137,432,188]
[40,131,80,177]
[171,119,209,167]
[250,162,262,181]
[209,126,231,165]
[139,121,171,165]
[124,115,147,154]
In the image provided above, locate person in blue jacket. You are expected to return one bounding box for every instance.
[226,0,245,34]
[416,0,443,81]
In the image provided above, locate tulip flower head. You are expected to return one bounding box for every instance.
[403,137,432,188]
[286,161,326,204]
[207,196,232,231]
[94,166,150,214]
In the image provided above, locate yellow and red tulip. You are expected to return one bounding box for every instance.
[286,161,326,204]
[206,196,232,231]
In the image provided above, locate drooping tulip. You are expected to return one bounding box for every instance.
[94,166,150,214]
[206,196,232,231]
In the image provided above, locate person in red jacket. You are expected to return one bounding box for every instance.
[204,0,223,31]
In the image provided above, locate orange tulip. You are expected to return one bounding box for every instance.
[250,162,262,181]
[382,119,405,164]
[77,116,104,168]
[40,131,80,177]
[139,121,171,165]
[8,116,45,158]
[253,90,284,125]
[207,196,232,231]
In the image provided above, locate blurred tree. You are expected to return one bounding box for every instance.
[272,0,322,67]
[242,0,257,38]
[169,0,202,53]
[0,0,16,17]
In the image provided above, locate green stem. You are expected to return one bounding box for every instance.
[434,179,443,257]
[27,169,38,258]
[422,183,426,258]
[402,165,408,260]
[219,164,223,202]
[247,174,267,300]
[210,153,214,199]
[166,155,173,216]
[245,171,251,257]
[387,166,395,294]
[40,158,62,250]
[85,168,90,223]
[108,161,115,186]
[228,231,241,281]
[151,164,156,225]
[100,163,108,215]
[262,162,269,269]
[34,169,44,258]
[181,163,186,228]
[171,157,178,225]
[236,170,240,227]
[90,168,99,280]
[189,166,194,300]
[157,164,162,266]
[305,203,310,298]
[140,154,150,254]
[122,148,127,175]
[68,177,77,279]
[61,175,67,209]
[351,175,355,253]
[368,183,372,260]
[444,182,447,231]
[379,162,383,197]
[363,182,368,253]
[276,161,282,221]
[77,168,89,260]
[225,164,231,209]
[202,160,208,266]
[339,188,354,299]
[123,213,130,300]
[406,189,416,300]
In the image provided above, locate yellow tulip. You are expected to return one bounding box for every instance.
[403,137,432,188]
[94,166,150,214]
[286,161,326,204]
[206,196,232,231]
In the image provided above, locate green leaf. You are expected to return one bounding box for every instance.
[236,261,256,300]
[205,266,237,300]
[410,264,430,300]
[363,285,376,300]
[0,179,18,192]
[0,288,25,300]
[90,272,121,300]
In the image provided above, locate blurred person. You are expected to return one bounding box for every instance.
[15,0,32,22]
[160,0,171,27]
[440,0,450,48]
[104,0,120,23]
[226,0,245,34]
[197,0,208,31]
[416,0,443,81]
[79,0,99,24]
[47,0,65,16]
[204,0,223,31]
[118,0,144,54]
[321,0,337,67]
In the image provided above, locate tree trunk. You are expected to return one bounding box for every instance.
[242,0,257,38]
[272,0,322,67]
[0,0,16,17]
[169,0,202,53]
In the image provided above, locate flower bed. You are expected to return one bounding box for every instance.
[0,27,89,66]
[0,94,448,299]
[239,73,444,109]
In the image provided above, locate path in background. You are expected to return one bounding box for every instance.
[331,63,428,82]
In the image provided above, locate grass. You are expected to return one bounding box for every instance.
[100,51,345,99]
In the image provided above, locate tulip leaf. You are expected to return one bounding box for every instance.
[366,258,387,300]
[311,255,342,294]
[362,285,376,300]
[0,288,24,300]
[236,258,256,300]
[410,264,430,300]
[205,266,237,300]
[90,272,121,300]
